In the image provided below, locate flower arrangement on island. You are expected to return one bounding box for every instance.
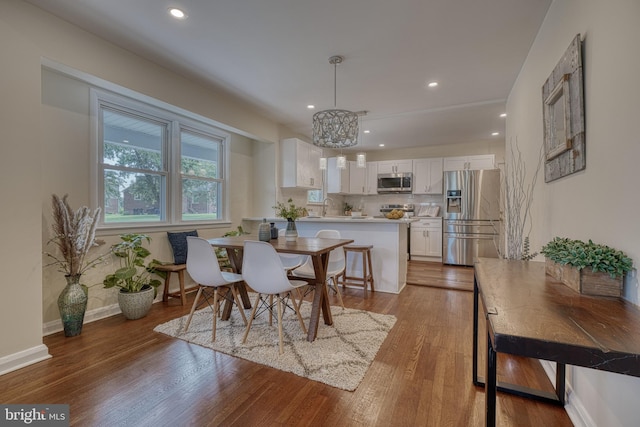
[273,198,306,221]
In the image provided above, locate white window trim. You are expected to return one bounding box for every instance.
[90,88,231,232]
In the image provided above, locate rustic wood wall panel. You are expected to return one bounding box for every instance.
[542,34,585,183]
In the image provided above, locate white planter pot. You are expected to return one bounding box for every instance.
[118,285,154,320]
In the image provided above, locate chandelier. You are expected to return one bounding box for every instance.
[312,55,359,149]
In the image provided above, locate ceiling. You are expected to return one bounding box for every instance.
[26,0,552,152]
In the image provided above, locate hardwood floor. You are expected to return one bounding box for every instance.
[0,267,573,426]
[407,260,475,291]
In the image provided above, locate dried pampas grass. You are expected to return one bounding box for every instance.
[46,194,103,276]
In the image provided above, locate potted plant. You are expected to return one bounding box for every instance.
[541,237,633,297]
[216,226,249,271]
[273,198,305,241]
[103,233,162,319]
[46,194,104,336]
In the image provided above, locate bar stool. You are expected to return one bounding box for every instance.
[338,245,374,296]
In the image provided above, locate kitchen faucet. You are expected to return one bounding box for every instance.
[322,197,333,217]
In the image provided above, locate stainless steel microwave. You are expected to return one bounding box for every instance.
[377,173,413,193]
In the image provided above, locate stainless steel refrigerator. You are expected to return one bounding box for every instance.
[443,169,501,266]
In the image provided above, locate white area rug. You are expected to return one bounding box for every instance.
[154,296,396,391]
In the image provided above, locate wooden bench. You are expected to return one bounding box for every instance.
[156,263,198,305]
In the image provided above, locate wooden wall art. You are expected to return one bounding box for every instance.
[542,34,585,182]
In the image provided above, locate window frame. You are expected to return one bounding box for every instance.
[91,88,231,232]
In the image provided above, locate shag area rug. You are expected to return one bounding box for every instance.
[154,296,396,391]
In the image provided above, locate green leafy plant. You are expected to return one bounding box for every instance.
[273,198,305,221]
[343,202,353,214]
[215,226,249,270]
[541,237,633,279]
[103,233,162,294]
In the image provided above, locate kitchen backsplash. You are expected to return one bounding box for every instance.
[344,194,444,217]
[278,188,444,218]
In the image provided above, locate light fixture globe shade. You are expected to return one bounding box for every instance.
[312,109,359,148]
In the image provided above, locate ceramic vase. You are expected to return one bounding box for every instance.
[57,274,88,337]
[285,219,298,242]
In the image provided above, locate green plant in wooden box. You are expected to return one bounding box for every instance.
[541,237,633,297]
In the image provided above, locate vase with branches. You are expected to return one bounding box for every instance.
[499,140,543,260]
[46,194,103,336]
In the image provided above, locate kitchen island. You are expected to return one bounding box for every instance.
[242,216,414,294]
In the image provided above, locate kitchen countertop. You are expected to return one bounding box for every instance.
[244,216,418,224]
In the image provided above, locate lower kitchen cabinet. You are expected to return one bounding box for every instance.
[410,218,442,260]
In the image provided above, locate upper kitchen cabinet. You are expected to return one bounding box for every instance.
[413,158,443,194]
[443,154,495,171]
[349,161,367,195]
[326,157,350,194]
[280,138,322,189]
[365,161,378,195]
[377,159,413,174]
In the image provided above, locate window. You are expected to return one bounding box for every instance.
[307,189,324,204]
[93,89,229,228]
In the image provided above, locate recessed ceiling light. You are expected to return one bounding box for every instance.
[492,132,500,136]
[379,144,385,147]
[307,105,315,109]
[364,130,370,134]
[427,81,438,88]
[499,113,507,118]
[169,8,186,19]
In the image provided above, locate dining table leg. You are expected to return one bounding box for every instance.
[220,247,251,320]
[306,252,333,342]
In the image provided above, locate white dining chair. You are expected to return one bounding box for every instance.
[241,240,308,354]
[292,229,345,309]
[183,236,248,341]
[277,228,306,274]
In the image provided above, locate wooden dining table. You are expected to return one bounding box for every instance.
[207,235,354,342]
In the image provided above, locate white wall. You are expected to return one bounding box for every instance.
[0,2,49,370]
[507,0,640,425]
[0,0,290,371]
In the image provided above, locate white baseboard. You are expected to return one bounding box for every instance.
[0,344,51,376]
[42,303,122,336]
[42,297,164,336]
[540,360,595,427]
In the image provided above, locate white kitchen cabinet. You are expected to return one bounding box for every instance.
[326,157,350,194]
[348,161,366,194]
[443,154,495,171]
[410,218,442,258]
[280,138,322,189]
[365,161,378,194]
[377,159,413,174]
[412,157,443,194]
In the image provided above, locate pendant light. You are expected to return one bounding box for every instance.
[312,55,359,149]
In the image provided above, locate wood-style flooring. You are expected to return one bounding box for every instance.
[407,260,474,291]
[0,265,573,426]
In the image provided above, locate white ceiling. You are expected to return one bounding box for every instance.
[26,0,551,152]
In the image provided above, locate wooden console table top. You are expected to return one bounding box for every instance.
[475,257,640,375]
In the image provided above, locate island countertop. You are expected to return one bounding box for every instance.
[243,216,418,224]
[242,216,412,294]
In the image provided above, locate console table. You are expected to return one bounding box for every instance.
[473,258,640,426]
